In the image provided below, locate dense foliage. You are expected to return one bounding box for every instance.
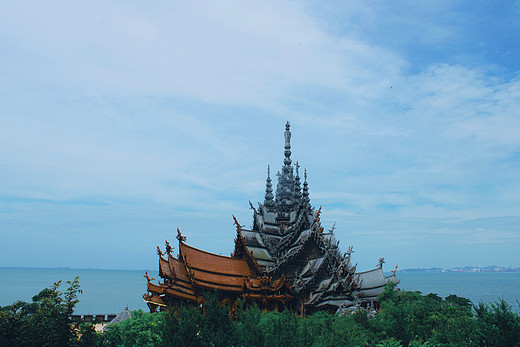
[2,281,520,346]
[102,284,520,347]
[0,277,86,346]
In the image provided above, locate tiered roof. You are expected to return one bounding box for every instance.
[144,230,294,312]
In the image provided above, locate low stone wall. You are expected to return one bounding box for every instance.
[71,314,117,323]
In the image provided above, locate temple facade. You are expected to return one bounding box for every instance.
[144,122,398,315]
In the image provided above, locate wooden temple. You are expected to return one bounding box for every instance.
[144,122,398,315]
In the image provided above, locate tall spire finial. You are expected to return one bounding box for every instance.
[276,121,296,222]
[283,121,292,167]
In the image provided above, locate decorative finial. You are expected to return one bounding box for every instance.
[233,215,245,230]
[378,257,385,267]
[165,240,172,254]
[144,271,155,283]
[176,228,186,242]
[392,264,398,274]
[157,246,164,256]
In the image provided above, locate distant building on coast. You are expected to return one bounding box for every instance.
[400,265,520,273]
[143,122,398,316]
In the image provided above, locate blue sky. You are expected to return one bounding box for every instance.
[1,1,519,271]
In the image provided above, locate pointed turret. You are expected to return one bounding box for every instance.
[264,165,275,210]
[294,161,302,203]
[302,169,311,209]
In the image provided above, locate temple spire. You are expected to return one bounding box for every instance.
[302,168,311,209]
[264,165,275,210]
[294,161,302,202]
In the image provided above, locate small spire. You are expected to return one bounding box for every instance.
[294,161,302,202]
[302,168,310,208]
[264,165,275,209]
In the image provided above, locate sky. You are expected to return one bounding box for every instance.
[1,1,519,271]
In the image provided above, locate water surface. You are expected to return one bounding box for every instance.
[1,268,519,314]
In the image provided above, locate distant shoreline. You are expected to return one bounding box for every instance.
[2,265,520,273]
[400,265,520,273]
[0,266,154,272]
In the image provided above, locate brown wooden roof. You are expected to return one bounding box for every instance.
[146,239,294,309]
[159,255,173,278]
[180,241,252,277]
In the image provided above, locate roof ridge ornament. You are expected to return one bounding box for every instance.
[165,240,173,254]
[378,257,385,267]
[144,271,156,283]
[233,215,245,231]
[176,228,186,242]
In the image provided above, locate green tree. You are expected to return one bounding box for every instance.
[199,292,235,346]
[103,309,163,346]
[0,277,83,347]
[234,302,264,347]
[161,305,204,346]
[374,282,478,346]
[474,299,520,347]
[259,309,300,346]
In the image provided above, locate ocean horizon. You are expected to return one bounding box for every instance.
[1,267,519,315]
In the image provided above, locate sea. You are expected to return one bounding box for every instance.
[1,267,519,315]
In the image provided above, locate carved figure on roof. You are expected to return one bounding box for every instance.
[176,228,186,242]
[165,240,173,254]
[144,272,155,283]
